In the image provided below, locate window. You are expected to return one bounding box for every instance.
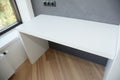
[0,0,22,35]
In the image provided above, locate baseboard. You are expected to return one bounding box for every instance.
[49,41,108,66]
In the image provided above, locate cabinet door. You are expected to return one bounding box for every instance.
[0,55,15,80]
[3,39,27,70]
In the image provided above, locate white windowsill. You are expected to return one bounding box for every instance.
[0,29,19,50]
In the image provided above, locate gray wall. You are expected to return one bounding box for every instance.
[31,0,120,25]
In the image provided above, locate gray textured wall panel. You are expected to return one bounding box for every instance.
[31,0,120,25]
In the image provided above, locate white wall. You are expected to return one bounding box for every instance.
[16,0,34,22]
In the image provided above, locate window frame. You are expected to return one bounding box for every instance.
[0,0,22,35]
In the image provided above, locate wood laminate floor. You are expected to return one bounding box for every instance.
[9,48,105,80]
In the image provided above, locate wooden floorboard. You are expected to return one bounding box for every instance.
[9,48,105,80]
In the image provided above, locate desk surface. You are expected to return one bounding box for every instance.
[17,15,119,60]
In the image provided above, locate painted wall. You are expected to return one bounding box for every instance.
[31,0,120,25]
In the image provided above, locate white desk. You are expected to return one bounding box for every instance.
[17,15,120,80]
[17,14,118,60]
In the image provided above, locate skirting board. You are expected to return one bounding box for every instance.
[49,41,108,66]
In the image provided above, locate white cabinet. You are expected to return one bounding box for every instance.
[0,54,15,80]
[2,39,27,69]
[0,37,27,79]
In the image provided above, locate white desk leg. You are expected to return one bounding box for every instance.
[103,58,120,80]
[19,33,49,64]
[104,54,120,80]
[103,27,120,80]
